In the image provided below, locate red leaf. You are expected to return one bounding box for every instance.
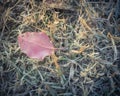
[18,32,55,60]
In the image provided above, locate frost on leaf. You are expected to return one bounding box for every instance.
[18,32,55,60]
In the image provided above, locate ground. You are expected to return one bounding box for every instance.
[0,0,120,96]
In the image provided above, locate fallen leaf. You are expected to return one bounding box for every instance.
[18,32,55,60]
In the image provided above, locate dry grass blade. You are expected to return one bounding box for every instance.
[107,33,118,60]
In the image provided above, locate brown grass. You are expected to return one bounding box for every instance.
[0,0,120,96]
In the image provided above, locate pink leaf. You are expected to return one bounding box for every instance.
[18,32,55,60]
